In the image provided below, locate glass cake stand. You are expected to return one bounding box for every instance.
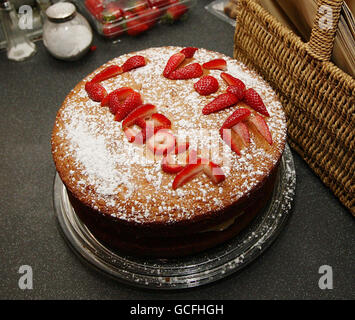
[53,144,296,289]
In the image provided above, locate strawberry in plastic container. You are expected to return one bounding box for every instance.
[85,0,104,20]
[160,0,189,23]
[101,1,124,22]
[147,0,170,8]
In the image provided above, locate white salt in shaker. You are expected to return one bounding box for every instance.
[43,2,93,61]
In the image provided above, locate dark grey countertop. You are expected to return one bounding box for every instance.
[0,0,354,300]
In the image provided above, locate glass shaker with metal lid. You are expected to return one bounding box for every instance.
[0,0,37,61]
[43,2,93,61]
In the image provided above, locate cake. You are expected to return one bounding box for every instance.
[51,46,287,257]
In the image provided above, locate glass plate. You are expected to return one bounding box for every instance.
[53,144,296,289]
[205,0,237,27]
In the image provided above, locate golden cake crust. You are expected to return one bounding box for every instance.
[51,46,287,234]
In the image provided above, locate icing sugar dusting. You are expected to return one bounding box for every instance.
[66,120,131,196]
[52,46,287,223]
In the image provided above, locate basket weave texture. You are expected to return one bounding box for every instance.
[233,0,354,214]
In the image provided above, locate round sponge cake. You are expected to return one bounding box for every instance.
[51,46,287,256]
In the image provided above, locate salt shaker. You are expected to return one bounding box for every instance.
[43,2,93,61]
[0,0,37,61]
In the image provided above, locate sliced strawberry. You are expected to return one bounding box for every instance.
[220,73,246,91]
[249,114,273,145]
[220,128,241,155]
[124,126,146,144]
[172,160,204,190]
[221,108,251,129]
[163,52,185,78]
[186,149,198,164]
[135,117,148,128]
[85,82,107,102]
[244,88,270,117]
[202,93,239,115]
[91,65,123,83]
[194,75,219,96]
[122,55,146,72]
[161,154,185,174]
[151,113,171,128]
[202,59,227,70]
[203,161,226,184]
[232,122,250,145]
[104,87,134,107]
[100,94,110,107]
[180,47,198,58]
[109,99,123,115]
[174,141,189,154]
[168,63,203,80]
[226,85,246,101]
[147,129,176,155]
[122,103,157,129]
[124,126,138,143]
[115,92,143,122]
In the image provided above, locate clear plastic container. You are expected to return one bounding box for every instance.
[76,0,196,39]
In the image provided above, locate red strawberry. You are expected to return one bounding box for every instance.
[131,0,148,13]
[226,85,246,101]
[147,129,176,155]
[124,126,138,143]
[85,82,107,102]
[202,93,239,115]
[124,126,146,144]
[151,113,171,128]
[168,63,203,80]
[85,0,104,20]
[249,114,273,145]
[137,7,162,28]
[147,0,170,8]
[122,103,157,129]
[232,122,250,145]
[172,160,204,190]
[102,24,125,38]
[186,149,198,164]
[109,99,123,115]
[163,52,185,78]
[101,2,124,22]
[91,65,123,83]
[161,4,188,23]
[203,161,225,184]
[243,88,270,117]
[161,154,185,174]
[105,87,134,107]
[220,72,246,90]
[100,94,110,107]
[220,128,241,155]
[122,55,146,72]
[220,108,251,129]
[180,47,198,58]
[202,59,227,70]
[114,92,143,121]
[174,141,189,154]
[135,117,147,128]
[125,12,149,36]
[194,75,219,96]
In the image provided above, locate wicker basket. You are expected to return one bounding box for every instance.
[233,0,355,215]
